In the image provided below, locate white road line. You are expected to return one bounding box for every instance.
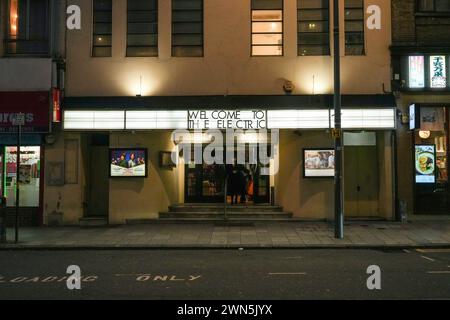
[427,271,450,274]
[417,249,450,253]
[403,249,411,253]
[421,255,436,262]
[268,272,307,275]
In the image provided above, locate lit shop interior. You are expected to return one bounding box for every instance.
[412,105,449,214]
[0,146,41,207]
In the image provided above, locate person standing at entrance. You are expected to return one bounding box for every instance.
[236,164,248,204]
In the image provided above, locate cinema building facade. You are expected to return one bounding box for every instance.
[42,0,400,225]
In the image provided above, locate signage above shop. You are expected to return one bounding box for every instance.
[63,108,397,131]
[0,92,50,133]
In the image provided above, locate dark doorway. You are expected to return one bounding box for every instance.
[84,134,109,218]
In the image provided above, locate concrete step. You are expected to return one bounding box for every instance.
[127,217,301,225]
[159,212,293,219]
[79,217,108,227]
[168,204,284,213]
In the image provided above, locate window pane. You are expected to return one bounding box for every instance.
[298,33,329,44]
[408,56,425,88]
[94,0,112,10]
[172,0,203,57]
[127,46,158,57]
[5,146,41,207]
[252,22,282,33]
[298,9,328,20]
[436,0,450,11]
[430,55,447,88]
[345,0,364,55]
[94,23,112,34]
[173,0,202,10]
[252,45,283,56]
[127,0,158,57]
[7,0,49,55]
[172,34,203,46]
[418,0,434,11]
[298,45,330,56]
[172,22,203,33]
[93,0,112,57]
[298,21,328,32]
[93,35,112,46]
[172,46,203,57]
[252,0,283,10]
[298,0,329,56]
[252,10,282,21]
[252,33,282,45]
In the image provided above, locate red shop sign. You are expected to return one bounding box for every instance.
[0,91,50,133]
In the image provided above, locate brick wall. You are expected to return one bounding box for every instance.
[392,0,450,46]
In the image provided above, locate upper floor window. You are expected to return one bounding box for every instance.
[407,55,449,90]
[92,0,112,57]
[251,0,283,56]
[127,0,158,57]
[344,0,365,55]
[297,0,330,56]
[418,0,450,12]
[172,0,204,57]
[5,0,49,55]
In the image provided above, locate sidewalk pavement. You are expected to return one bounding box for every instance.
[1,221,450,249]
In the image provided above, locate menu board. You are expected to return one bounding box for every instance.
[415,145,436,184]
[303,149,335,178]
[110,149,148,178]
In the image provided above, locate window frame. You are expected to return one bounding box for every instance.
[297,0,330,56]
[126,0,159,58]
[344,0,365,56]
[416,0,450,13]
[4,0,51,56]
[171,0,204,58]
[92,0,113,58]
[251,0,284,57]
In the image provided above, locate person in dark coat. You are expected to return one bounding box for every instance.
[235,164,248,204]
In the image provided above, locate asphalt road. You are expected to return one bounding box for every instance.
[0,248,449,300]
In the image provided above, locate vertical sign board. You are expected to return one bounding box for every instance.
[415,145,436,184]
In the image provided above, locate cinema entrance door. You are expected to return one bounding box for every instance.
[184,144,270,204]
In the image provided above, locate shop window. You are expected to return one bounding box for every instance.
[251,0,283,56]
[5,0,50,55]
[418,0,450,12]
[430,55,447,88]
[3,146,41,207]
[127,0,158,57]
[344,0,365,56]
[415,107,448,185]
[409,56,426,88]
[297,0,330,56]
[92,0,112,57]
[172,0,203,57]
[407,55,449,89]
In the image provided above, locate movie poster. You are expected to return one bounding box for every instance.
[110,149,147,177]
[304,149,335,178]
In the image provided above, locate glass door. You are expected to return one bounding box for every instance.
[414,106,449,214]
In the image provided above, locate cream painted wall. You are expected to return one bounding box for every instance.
[43,132,87,225]
[276,130,334,220]
[108,131,179,224]
[276,130,394,220]
[65,0,392,97]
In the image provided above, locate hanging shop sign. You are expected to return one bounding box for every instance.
[0,92,50,133]
[430,56,447,89]
[415,144,436,184]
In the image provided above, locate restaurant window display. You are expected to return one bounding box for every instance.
[413,106,449,214]
[3,146,41,207]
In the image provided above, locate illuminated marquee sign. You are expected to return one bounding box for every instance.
[187,110,267,130]
[64,108,396,130]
